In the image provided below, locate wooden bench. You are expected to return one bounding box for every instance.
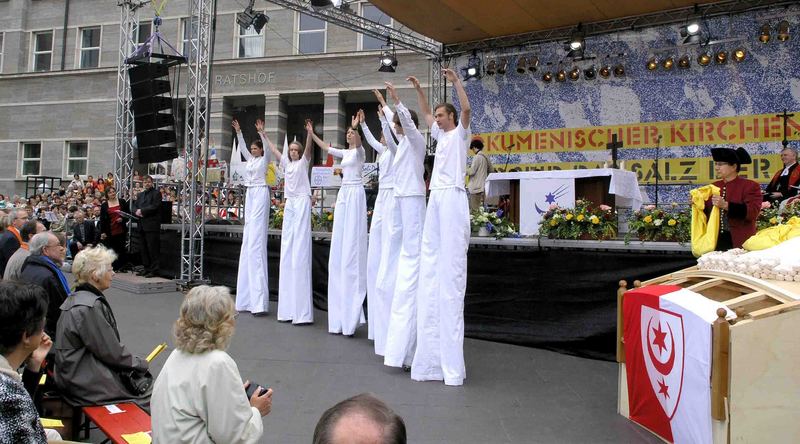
[82,403,151,444]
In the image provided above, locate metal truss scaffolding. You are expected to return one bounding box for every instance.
[179,0,215,285]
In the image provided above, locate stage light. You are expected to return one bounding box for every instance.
[583,66,596,80]
[462,53,482,81]
[733,48,746,62]
[759,23,771,43]
[556,68,567,82]
[542,71,553,82]
[613,64,625,77]
[698,51,712,66]
[681,20,703,44]
[310,0,335,8]
[646,58,658,71]
[497,58,509,75]
[237,1,270,34]
[567,24,585,58]
[599,62,611,78]
[777,20,790,42]
[516,57,528,73]
[715,50,728,64]
[527,56,540,72]
[662,56,674,70]
[486,59,497,76]
[686,22,700,35]
[678,54,691,68]
[378,51,397,72]
[568,66,580,81]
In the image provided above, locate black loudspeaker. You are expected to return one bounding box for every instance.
[129,63,178,163]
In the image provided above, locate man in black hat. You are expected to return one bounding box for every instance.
[707,147,763,250]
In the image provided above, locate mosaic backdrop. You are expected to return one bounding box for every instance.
[455,6,800,205]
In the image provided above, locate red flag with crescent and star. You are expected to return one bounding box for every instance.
[623,284,732,443]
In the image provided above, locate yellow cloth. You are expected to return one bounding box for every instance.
[690,185,721,257]
[266,162,278,186]
[742,217,800,250]
[40,418,64,428]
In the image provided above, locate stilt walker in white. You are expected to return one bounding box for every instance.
[309,115,368,336]
[382,80,427,368]
[359,103,400,354]
[269,119,315,324]
[411,69,472,386]
[233,119,273,314]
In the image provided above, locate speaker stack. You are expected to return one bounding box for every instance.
[128,63,178,163]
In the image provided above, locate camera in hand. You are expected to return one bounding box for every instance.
[245,381,269,399]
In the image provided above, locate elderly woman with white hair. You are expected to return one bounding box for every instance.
[151,285,273,444]
[54,245,151,409]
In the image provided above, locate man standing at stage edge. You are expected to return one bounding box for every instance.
[411,68,472,386]
[133,175,162,278]
[466,139,492,212]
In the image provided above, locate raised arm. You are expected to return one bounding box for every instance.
[379,107,398,154]
[358,108,385,155]
[409,76,433,128]
[232,120,253,161]
[444,68,471,129]
[373,89,397,137]
[303,119,314,160]
[256,118,281,162]
[387,81,424,147]
[350,114,363,149]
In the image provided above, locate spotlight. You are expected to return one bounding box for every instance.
[583,66,596,80]
[613,64,625,77]
[646,58,658,71]
[516,57,528,74]
[236,1,270,34]
[685,22,700,35]
[698,51,712,66]
[678,55,691,68]
[542,71,553,82]
[568,66,580,81]
[681,20,703,44]
[462,53,482,81]
[486,59,497,76]
[310,0,334,7]
[759,23,771,43]
[496,58,509,75]
[528,56,540,72]
[599,65,611,78]
[777,20,790,42]
[715,50,728,64]
[378,51,397,72]
[662,56,674,70]
[567,24,585,58]
[556,68,567,82]
[733,48,746,62]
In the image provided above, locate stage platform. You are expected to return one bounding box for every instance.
[110,272,178,294]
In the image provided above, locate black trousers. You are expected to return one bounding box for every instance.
[103,233,128,270]
[139,230,160,272]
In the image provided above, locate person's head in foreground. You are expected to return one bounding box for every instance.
[313,393,406,444]
[174,285,236,354]
[73,245,117,290]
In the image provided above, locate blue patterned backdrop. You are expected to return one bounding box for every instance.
[454,6,800,205]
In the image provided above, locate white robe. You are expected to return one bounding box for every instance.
[235,132,270,314]
[327,146,368,335]
[277,154,313,324]
[151,349,263,444]
[412,122,470,386]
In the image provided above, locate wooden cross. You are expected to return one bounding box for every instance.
[606,134,624,169]
[776,109,795,149]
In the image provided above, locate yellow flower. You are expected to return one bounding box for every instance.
[576,214,585,222]
[566,213,574,220]
[589,215,600,224]
[549,219,558,226]
[327,214,333,221]
[643,215,653,224]
[769,217,777,225]
[668,219,677,226]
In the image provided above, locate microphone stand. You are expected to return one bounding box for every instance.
[654,135,662,207]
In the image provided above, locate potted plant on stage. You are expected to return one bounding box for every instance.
[625,203,690,243]
[470,207,519,239]
[757,199,800,231]
[312,210,334,232]
[538,198,617,240]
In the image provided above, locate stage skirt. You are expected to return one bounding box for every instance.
[328,184,368,335]
[412,187,469,386]
[236,185,270,314]
[277,195,313,324]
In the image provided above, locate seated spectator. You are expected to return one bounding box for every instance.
[0,281,59,443]
[0,208,30,276]
[3,220,46,281]
[67,174,84,193]
[55,246,151,409]
[313,393,406,444]
[20,232,69,339]
[69,210,97,258]
[152,285,273,443]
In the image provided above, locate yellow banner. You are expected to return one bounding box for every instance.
[494,154,781,185]
[476,112,800,153]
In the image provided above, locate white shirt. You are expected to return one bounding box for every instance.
[328,146,365,186]
[151,349,263,444]
[781,162,797,176]
[429,121,470,190]
[281,155,311,198]
[386,102,427,197]
[360,118,395,189]
[236,132,270,187]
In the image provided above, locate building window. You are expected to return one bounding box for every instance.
[32,31,53,72]
[238,19,265,58]
[20,143,42,176]
[361,4,392,50]
[298,13,326,54]
[79,27,101,68]
[182,17,198,60]
[65,141,89,177]
[136,21,152,47]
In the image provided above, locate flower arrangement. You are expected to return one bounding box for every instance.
[312,210,334,231]
[270,206,283,229]
[469,207,518,239]
[757,199,800,231]
[538,198,617,240]
[625,203,690,243]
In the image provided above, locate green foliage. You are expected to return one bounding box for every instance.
[625,203,690,243]
[538,198,617,240]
